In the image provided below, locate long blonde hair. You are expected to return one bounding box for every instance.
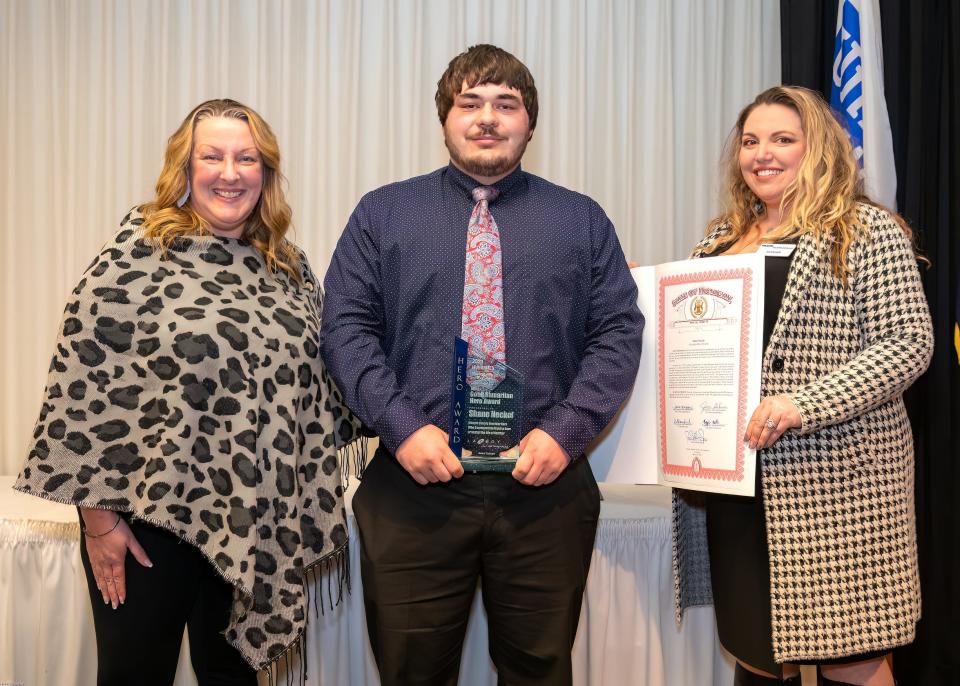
[140,99,299,279]
[707,85,917,284]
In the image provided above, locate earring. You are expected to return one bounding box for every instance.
[752,198,765,215]
[177,179,191,208]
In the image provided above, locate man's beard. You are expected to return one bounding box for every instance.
[445,133,529,179]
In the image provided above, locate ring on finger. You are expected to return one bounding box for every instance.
[765,419,777,430]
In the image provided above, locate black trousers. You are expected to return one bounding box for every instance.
[79,517,258,686]
[353,449,601,686]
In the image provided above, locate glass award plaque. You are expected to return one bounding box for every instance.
[449,337,524,473]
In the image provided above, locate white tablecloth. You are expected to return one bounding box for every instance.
[1,476,733,686]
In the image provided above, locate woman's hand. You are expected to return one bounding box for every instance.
[744,395,802,449]
[81,508,153,609]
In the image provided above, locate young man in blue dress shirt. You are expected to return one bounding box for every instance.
[320,44,643,685]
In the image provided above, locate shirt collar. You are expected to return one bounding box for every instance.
[445,162,526,203]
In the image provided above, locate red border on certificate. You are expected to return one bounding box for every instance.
[658,268,753,482]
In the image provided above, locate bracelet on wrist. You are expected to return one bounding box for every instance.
[81,513,122,538]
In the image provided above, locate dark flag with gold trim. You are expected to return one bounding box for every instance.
[954,274,959,365]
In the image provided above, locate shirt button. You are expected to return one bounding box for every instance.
[772,357,785,372]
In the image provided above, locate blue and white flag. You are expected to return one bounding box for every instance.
[831,0,897,209]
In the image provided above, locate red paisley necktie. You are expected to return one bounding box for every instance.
[461,186,505,389]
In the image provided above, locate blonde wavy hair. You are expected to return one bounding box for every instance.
[706,85,918,285]
[140,99,299,279]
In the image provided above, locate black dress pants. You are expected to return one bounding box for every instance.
[79,517,258,686]
[353,449,601,686]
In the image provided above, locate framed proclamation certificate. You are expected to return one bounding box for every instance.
[588,253,763,494]
[655,253,764,495]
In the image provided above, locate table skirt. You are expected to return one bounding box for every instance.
[0,477,733,686]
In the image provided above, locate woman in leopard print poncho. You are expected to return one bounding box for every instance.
[14,99,362,683]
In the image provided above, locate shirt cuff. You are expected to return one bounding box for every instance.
[373,397,432,455]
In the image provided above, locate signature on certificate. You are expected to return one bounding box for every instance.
[673,404,693,413]
[673,418,691,426]
[700,401,728,414]
[685,429,706,444]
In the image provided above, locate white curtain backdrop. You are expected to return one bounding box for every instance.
[0,0,780,475]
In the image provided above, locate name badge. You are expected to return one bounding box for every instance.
[759,243,796,257]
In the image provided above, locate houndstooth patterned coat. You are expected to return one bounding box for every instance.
[672,203,934,663]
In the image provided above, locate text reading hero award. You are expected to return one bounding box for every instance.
[449,337,524,472]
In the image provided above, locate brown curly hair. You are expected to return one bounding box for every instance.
[435,44,538,129]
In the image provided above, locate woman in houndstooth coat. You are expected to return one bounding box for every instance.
[672,86,933,686]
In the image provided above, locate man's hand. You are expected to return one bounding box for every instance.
[395,425,465,485]
[512,428,571,486]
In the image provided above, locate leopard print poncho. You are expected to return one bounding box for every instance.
[14,210,363,671]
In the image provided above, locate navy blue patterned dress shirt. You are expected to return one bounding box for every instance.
[319,163,644,460]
